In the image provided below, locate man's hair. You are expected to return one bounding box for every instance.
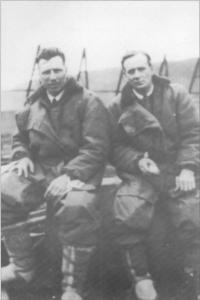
[36,47,66,64]
[121,51,152,69]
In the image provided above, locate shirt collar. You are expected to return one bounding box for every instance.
[132,84,154,100]
[47,89,65,103]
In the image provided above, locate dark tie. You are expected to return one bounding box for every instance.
[52,98,57,106]
[142,95,150,110]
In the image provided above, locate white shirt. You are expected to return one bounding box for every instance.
[132,84,154,101]
[47,90,65,103]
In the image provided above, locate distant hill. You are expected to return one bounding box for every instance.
[89,57,199,92]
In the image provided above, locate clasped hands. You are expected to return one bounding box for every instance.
[138,152,196,192]
[7,157,84,198]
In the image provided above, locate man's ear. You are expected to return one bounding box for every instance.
[123,69,129,80]
[37,64,42,78]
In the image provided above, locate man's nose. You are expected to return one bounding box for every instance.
[133,69,140,78]
[50,71,56,80]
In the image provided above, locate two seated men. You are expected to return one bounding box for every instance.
[1,48,200,300]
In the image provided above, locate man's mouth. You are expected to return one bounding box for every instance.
[49,84,58,89]
[134,80,144,85]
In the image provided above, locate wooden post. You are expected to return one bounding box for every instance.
[77,48,89,89]
[189,58,200,94]
[26,45,41,100]
[159,55,169,77]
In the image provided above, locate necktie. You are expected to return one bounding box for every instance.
[52,98,57,106]
[143,95,150,110]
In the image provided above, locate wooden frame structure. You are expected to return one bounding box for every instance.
[189,57,200,94]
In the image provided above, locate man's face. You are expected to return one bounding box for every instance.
[38,56,67,96]
[123,53,153,94]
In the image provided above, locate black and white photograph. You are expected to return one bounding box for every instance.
[1,1,200,300]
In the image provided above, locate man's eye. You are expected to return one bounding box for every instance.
[42,71,50,75]
[54,69,62,73]
[128,69,135,75]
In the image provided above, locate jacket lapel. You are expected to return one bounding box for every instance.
[27,78,83,152]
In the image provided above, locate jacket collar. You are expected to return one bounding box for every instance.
[121,74,170,109]
[27,77,83,106]
[47,89,65,103]
[26,78,83,147]
[132,84,154,100]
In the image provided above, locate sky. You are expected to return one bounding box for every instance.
[1,1,199,90]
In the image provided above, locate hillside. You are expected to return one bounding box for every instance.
[1,57,199,136]
[89,57,199,92]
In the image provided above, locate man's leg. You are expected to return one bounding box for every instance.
[50,189,100,300]
[109,180,158,300]
[1,169,45,283]
[167,190,200,299]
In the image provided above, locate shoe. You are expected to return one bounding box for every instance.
[61,287,82,300]
[1,264,17,283]
[2,223,35,283]
[1,263,34,284]
[134,275,157,300]
[1,287,10,300]
[125,250,158,300]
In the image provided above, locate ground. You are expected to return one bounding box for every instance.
[2,230,198,300]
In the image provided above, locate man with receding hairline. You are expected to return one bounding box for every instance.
[109,51,200,300]
[1,47,110,300]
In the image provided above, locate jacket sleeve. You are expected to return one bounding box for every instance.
[174,84,200,171]
[109,100,144,174]
[63,94,110,182]
[11,107,31,161]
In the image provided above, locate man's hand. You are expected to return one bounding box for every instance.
[175,169,196,192]
[44,174,70,199]
[8,157,34,178]
[138,152,160,175]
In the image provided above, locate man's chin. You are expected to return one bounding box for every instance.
[134,85,146,92]
[47,87,62,96]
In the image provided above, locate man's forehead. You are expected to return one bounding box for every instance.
[124,54,149,70]
[38,56,65,70]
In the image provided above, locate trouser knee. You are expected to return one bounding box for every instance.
[1,171,45,227]
[51,190,100,246]
[111,194,155,247]
[167,193,200,244]
[113,194,155,230]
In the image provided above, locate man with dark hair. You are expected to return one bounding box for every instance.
[1,47,110,300]
[109,51,200,300]
[121,51,152,69]
[36,47,66,64]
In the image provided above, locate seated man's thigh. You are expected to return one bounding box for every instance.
[54,190,99,219]
[112,178,158,230]
[52,190,100,245]
[1,169,45,216]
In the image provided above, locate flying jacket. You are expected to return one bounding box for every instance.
[109,75,199,192]
[11,78,110,186]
